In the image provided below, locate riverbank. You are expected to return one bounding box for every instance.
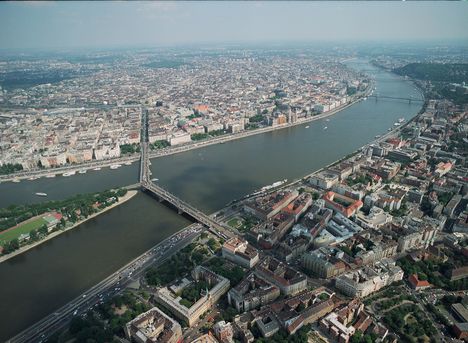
[230,82,426,205]
[0,59,425,342]
[0,86,373,183]
[148,86,375,159]
[0,190,138,264]
[0,157,140,183]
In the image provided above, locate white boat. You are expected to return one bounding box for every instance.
[375,135,381,138]
[45,174,56,178]
[28,176,39,181]
[78,170,87,174]
[35,192,48,197]
[394,122,401,127]
[260,179,287,192]
[110,164,121,170]
[151,178,159,182]
[323,126,328,130]
[388,128,392,131]
[12,178,20,183]
[124,161,132,166]
[305,126,310,129]
[398,118,405,123]
[63,171,76,177]
[93,167,101,171]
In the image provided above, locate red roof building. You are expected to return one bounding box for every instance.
[408,274,431,290]
[322,191,363,218]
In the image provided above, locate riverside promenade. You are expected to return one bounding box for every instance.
[0,85,372,183]
[0,190,138,264]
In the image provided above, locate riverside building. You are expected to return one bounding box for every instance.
[154,266,230,327]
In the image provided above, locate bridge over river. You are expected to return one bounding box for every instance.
[139,108,233,239]
[368,94,424,104]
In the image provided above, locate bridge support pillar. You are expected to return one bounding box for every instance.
[177,208,183,215]
[158,196,164,203]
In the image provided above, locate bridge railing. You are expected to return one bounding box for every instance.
[142,181,226,230]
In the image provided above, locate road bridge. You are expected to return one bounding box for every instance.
[368,95,424,104]
[139,108,231,239]
[141,181,231,238]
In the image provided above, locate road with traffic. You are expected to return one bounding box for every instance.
[7,224,203,343]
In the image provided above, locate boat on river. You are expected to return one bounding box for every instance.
[260,179,288,192]
[78,170,87,174]
[45,174,56,178]
[12,178,20,183]
[305,126,309,129]
[63,171,76,177]
[110,164,122,170]
[93,167,101,171]
[323,126,328,130]
[35,192,48,197]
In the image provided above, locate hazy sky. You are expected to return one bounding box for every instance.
[1,1,467,50]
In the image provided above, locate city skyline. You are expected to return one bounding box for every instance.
[1,1,468,50]
[0,2,467,342]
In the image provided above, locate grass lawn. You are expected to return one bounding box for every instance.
[227,217,243,228]
[405,313,417,324]
[0,217,48,242]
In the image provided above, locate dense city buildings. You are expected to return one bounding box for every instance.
[154,266,230,327]
[227,273,280,312]
[251,287,337,337]
[221,237,259,269]
[0,54,367,174]
[1,42,467,343]
[254,256,308,295]
[124,307,183,343]
[335,260,404,298]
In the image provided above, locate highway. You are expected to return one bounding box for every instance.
[0,156,140,182]
[6,223,204,343]
[4,82,380,341]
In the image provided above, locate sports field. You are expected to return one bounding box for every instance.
[0,217,48,242]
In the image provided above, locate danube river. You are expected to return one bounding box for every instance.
[0,59,423,341]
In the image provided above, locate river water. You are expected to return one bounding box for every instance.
[0,59,423,341]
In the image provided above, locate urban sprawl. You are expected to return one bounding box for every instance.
[1,50,467,343]
[0,55,367,173]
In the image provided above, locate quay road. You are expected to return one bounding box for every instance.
[228,97,426,209]
[6,223,204,343]
[0,155,140,183]
[1,85,372,184]
[147,90,371,160]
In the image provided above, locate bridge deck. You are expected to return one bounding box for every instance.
[139,108,231,238]
[368,95,424,102]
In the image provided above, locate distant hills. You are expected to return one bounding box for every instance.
[393,63,468,84]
